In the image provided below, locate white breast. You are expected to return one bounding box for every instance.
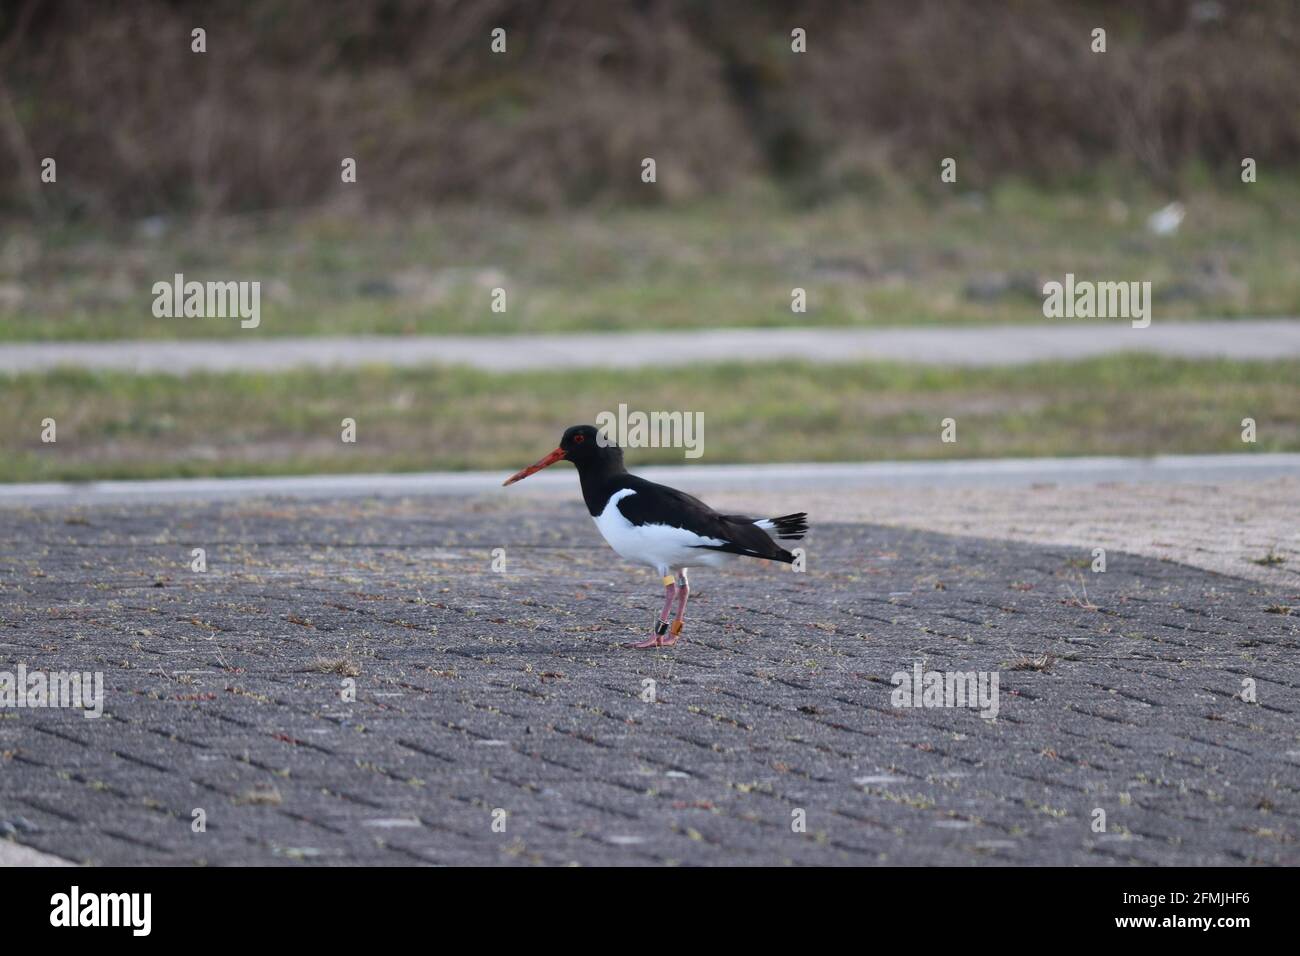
[592,489,731,573]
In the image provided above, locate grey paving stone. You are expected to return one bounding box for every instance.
[0,495,1296,865]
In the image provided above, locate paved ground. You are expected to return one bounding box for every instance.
[708,476,1300,591]
[2,494,1297,865]
[6,319,1300,374]
[6,455,1296,588]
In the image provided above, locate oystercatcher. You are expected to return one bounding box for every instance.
[503,425,808,648]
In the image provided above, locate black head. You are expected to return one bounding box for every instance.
[503,424,623,486]
[559,424,602,463]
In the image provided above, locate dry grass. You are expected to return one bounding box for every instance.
[235,787,283,807]
[1006,654,1057,673]
[5,180,1300,341]
[308,656,361,678]
[1250,551,1287,567]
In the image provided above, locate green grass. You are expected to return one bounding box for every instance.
[3,178,1299,341]
[3,355,1296,482]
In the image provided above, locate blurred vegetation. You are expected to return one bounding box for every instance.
[3,355,1296,481]
[4,178,1298,339]
[2,2,1295,482]
[1,0,1298,220]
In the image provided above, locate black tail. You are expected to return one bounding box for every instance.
[706,511,810,563]
[766,512,808,540]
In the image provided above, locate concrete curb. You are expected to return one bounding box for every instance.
[0,840,76,867]
[2,453,1297,508]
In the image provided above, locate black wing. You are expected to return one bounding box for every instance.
[614,476,796,562]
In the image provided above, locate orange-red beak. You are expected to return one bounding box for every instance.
[502,447,566,486]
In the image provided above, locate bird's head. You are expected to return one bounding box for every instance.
[502,424,618,485]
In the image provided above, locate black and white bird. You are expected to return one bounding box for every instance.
[503,425,808,648]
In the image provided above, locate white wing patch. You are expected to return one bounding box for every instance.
[592,489,731,573]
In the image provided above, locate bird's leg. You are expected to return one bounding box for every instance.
[660,570,689,646]
[625,574,677,649]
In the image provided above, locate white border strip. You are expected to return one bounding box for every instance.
[3,454,1297,507]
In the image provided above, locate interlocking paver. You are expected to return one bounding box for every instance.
[1,495,1297,865]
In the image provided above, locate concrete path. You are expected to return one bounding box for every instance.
[2,496,1296,865]
[4,452,1294,595]
[3,453,1297,507]
[0,840,74,866]
[4,319,1299,374]
[718,476,1300,590]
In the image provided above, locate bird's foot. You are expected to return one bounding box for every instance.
[625,620,684,649]
[624,620,674,649]
[659,620,684,647]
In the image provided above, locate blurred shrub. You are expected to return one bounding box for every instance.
[1,0,1296,219]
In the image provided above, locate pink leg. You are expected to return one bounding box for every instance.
[625,576,677,649]
[660,571,690,646]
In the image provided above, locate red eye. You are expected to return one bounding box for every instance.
[573,434,585,444]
